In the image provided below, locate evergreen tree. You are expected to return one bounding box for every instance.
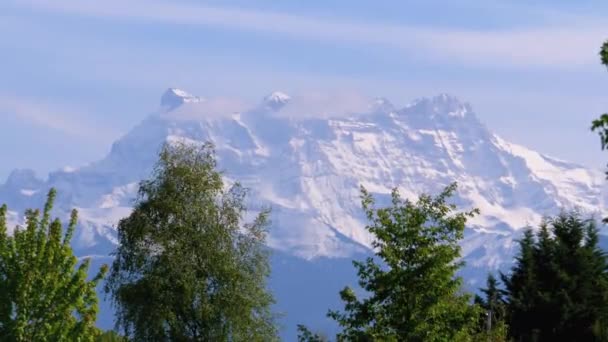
[473,275,508,342]
[502,212,608,341]
[550,213,608,340]
[500,229,538,341]
[0,189,107,341]
[474,274,506,330]
[105,142,278,341]
[328,183,480,341]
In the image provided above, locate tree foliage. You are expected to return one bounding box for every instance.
[0,189,107,341]
[501,212,608,341]
[591,40,608,147]
[327,183,480,341]
[95,330,126,342]
[592,40,608,223]
[474,275,506,325]
[105,142,277,341]
[473,274,508,342]
[297,324,329,342]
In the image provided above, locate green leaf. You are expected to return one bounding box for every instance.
[328,183,480,341]
[0,189,106,341]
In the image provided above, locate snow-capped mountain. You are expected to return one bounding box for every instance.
[3,87,606,267]
[2,88,606,338]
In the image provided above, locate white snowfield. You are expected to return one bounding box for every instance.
[1,88,606,280]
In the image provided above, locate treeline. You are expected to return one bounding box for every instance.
[297,192,608,341]
[2,141,608,342]
[1,42,608,342]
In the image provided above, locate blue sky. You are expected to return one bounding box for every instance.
[2,0,608,180]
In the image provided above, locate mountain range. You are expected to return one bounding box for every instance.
[2,88,606,339]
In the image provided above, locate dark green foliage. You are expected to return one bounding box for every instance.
[591,113,608,154]
[474,275,506,324]
[501,212,608,341]
[500,229,538,340]
[0,189,107,341]
[297,325,329,342]
[473,275,508,341]
[600,39,608,67]
[592,39,608,223]
[328,183,480,341]
[96,330,126,342]
[105,142,278,341]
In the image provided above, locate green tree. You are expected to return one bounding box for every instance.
[96,330,126,342]
[474,275,506,328]
[500,228,543,341]
[327,183,480,341]
[473,275,508,342]
[105,142,278,341]
[0,189,107,341]
[502,213,608,341]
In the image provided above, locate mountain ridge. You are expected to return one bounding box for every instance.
[1,88,605,268]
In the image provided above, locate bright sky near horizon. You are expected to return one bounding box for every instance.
[2,0,608,180]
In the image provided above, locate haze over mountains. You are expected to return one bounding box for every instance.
[2,88,606,338]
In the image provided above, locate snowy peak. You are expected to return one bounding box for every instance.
[160,88,203,111]
[263,91,291,110]
[407,93,473,118]
[4,169,42,190]
[370,97,395,113]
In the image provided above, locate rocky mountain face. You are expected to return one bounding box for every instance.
[2,88,606,338]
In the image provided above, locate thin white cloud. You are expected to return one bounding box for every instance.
[162,97,251,120]
[10,0,608,69]
[0,94,115,141]
[157,91,372,120]
[277,91,373,119]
